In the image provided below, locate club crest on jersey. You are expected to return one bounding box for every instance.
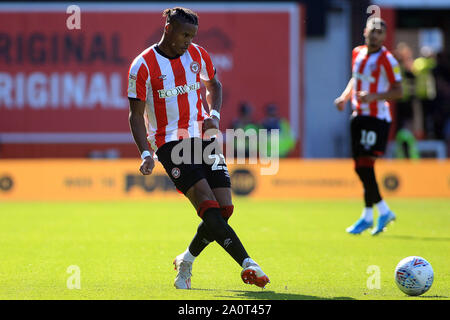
[171,167,181,179]
[190,61,200,74]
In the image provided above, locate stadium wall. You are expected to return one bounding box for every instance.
[303,2,352,158]
[1,159,449,201]
[0,2,303,158]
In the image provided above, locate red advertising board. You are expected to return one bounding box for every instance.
[0,3,303,158]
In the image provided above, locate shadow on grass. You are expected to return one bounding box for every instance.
[192,288,355,300]
[382,234,450,242]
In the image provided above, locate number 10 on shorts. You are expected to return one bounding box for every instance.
[360,129,377,147]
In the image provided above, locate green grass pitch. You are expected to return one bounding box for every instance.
[0,198,448,300]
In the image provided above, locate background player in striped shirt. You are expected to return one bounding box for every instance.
[127,7,269,289]
[334,17,403,235]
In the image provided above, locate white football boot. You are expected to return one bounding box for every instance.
[241,258,270,289]
[173,255,192,289]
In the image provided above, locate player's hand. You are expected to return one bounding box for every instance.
[356,91,376,103]
[139,156,155,175]
[202,116,219,136]
[334,96,347,111]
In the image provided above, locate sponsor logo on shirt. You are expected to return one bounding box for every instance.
[158,82,200,99]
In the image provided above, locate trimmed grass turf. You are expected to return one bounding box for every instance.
[0,198,448,300]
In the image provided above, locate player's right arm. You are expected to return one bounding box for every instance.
[129,98,155,175]
[334,78,354,111]
[334,46,363,111]
[127,55,154,175]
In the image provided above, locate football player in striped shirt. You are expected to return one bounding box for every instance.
[334,17,403,235]
[127,7,269,289]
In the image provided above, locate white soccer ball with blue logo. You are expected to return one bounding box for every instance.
[394,256,434,296]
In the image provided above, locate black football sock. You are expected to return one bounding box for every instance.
[366,167,382,204]
[355,166,382,207]
[201,208,249,266]
[188,216,232,257]
[188,221,215,257]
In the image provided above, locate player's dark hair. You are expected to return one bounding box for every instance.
[163,7,199,26]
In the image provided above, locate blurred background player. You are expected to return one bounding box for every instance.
[127,7,269,289]
[334,17,403,235]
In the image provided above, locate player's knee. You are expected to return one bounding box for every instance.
[354,157,374,179]
[201,205,229,240]
[221,205,234,219]
[197,200,220,219]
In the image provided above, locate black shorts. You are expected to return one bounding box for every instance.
[155,137,231,194]
[350,115,391,159]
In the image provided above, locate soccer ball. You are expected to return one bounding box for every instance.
[394,256,434,296]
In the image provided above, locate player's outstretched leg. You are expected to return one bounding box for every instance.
[173,204,233,289]
[186,205,233,258]
[198,200,249,264]
[199,202,270,289]
[179,181,270,289]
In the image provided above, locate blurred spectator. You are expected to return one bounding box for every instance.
[260,103,296,158]
[393,42,421,158]
[413,46,437,139]
[231,102,258,130]
[230,102,260,158]
[395,128,420,159]
[432,51,450,156]
[394,42,422,137]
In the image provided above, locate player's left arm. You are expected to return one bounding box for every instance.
[202,76,222,134]
[196,45,222,133]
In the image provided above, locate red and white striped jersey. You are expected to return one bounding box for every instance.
[351,45,402,122]
[127,43,216,151]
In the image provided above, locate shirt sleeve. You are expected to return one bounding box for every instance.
[127,57,149,101]
[197,45,216,81]
[351,46,364,69]
[382,52,402,84]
